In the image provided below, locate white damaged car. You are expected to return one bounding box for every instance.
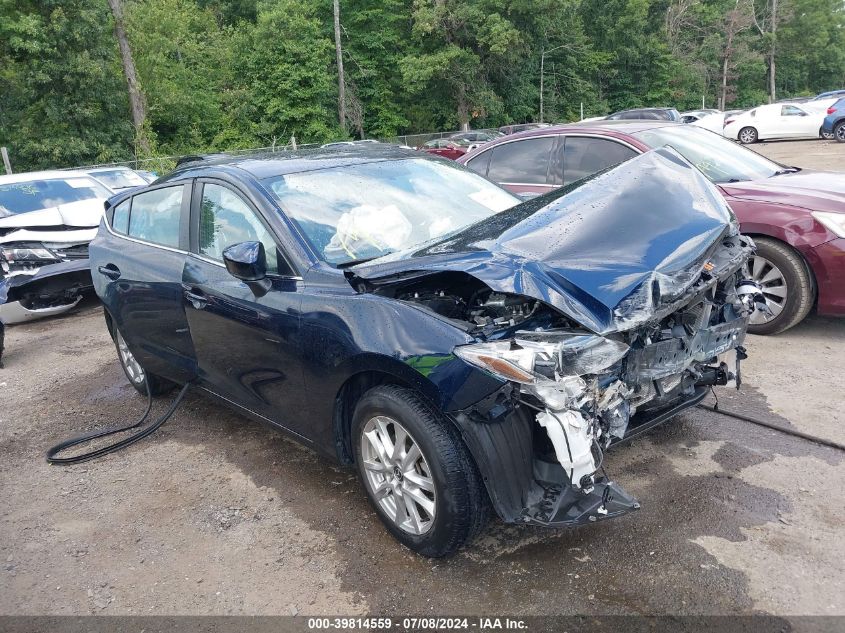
[0,170,112,323]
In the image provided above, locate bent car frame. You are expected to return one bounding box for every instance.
[89,146,762,556]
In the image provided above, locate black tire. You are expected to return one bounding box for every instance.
[820,127,835,140]
[738,126,758,144]
[747,237,815,335]
[834,121,845,143]
[352,385,489,557]
[113,327,174,396]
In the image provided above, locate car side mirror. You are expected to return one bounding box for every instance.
[223,241,267,282]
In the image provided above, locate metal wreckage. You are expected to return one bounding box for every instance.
[347,148,769,527]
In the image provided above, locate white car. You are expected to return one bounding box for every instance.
[85,166,153,191]
[0,170,113,323]
[688,112,727,135]
[724,103,829,144]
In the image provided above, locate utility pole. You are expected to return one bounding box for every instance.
[333,0,347,134]
[539,45,566,123]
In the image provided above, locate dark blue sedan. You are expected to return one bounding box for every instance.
[822,97,845,141]
[90,145,760,556]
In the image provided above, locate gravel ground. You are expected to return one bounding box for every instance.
[0,140,842,617]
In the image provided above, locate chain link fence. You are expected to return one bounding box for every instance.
[54,126,508,175]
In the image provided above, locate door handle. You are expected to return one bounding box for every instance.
[97,265,121,280]
[183,288,208,309]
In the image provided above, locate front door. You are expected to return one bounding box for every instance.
[181,180,308,436]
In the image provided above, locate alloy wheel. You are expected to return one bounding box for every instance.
[360,415,436,535]
[836,124,845,142]
[116,330,145,384]
[744,255,787,325]
[739,128,756,144]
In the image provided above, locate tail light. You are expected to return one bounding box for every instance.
[828,107,836,115]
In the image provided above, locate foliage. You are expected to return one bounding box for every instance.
[1,0,843,171]
[0,0,133,170]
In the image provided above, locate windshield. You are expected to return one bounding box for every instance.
[633,126,782,183]
[90,168,147,189]
[264,158,519,265]
[0,176,112,216]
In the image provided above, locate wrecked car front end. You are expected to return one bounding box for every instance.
[349,148,763,528]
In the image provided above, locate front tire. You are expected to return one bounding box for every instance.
[114,328,173,396]
[352,385,489,557]
[739,126,758,144]
[820,127,835,140]
[745,237,814,335]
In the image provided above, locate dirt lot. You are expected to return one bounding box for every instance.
[1,140,843,617]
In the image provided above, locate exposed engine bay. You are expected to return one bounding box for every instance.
[347,147,767,528]
[362,232,762,526]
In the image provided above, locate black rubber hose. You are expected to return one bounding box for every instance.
[698,404,845,452]
[46,381,192,465]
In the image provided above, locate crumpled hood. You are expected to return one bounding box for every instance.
[720,170,845,215]
[0,199,105,229]
[351,148,741,334]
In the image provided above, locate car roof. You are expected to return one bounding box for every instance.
[0,169,100,185]
[168,145,426,181]
[541,120,678,135]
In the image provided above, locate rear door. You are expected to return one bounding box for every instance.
[181,178,307,435]
[94,182,197,382]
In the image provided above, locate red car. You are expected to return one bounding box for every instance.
[458,121,845,334]
[419,138,470,160]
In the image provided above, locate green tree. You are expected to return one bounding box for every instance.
[0,0,132,170]
[225,0,340,146]
[125,0,231,154]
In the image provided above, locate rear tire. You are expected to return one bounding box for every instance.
[834,121,845,143]
[113,328,174,396]
[745,237,814,335]
[352,385,489,557]
[739,127,758,144]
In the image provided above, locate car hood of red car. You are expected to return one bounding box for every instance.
[720,170,845,214]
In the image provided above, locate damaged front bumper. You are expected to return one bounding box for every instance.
[0,260,92,324]
[449,237,761,528]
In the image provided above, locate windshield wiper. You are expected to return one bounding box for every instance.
[772,167,800,176]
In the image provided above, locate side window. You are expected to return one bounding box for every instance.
[198,183,280,274]
[486,137,554,184]
[465,150,492,177]
[781,105,804,116]
[128,186,183,248]
[111,199,130,234]
[562,137,638,186]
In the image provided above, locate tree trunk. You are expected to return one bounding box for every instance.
[720,54,729,110]
[333,0,347,134]
[768,0,778,103]
[106,0,149,154]
[768,51,776,103]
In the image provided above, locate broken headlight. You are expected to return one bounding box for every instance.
[0,244,60,273]
[454,331,630,411]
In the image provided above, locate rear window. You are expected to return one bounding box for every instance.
[111,199,130,234]
[0,177,111,216]
[127,186,184,248]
